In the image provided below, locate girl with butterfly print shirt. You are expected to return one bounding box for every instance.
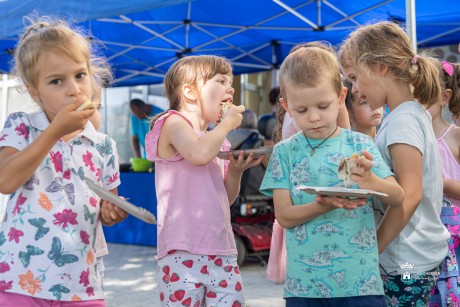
[0,16,126,305]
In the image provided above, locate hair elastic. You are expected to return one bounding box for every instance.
[441,61,454,77]
[411,55,421,65]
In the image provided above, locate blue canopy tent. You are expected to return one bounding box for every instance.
[1,0,460,87]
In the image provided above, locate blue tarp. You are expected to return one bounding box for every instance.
[1,0,460,87]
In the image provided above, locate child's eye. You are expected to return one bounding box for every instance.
[319,105,329,110]
[50,79,61,85]
[76,73,87,80]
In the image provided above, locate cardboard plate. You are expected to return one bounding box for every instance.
[85,178,157,224]
[296,185,388,198]
[217,146,273,159]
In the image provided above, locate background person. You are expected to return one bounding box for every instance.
[130,98,163,158]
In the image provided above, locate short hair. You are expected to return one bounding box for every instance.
[129,98,146,108]
[279,47,342,102]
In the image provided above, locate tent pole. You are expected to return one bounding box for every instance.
[405,0,417,53]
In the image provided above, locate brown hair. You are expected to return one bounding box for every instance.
[338,21,441,108]
[12,15,111,92]
[150,55,232,127]
[430,59,460,118]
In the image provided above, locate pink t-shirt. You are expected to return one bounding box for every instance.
[437,124,460,207]
[145,110,237,259]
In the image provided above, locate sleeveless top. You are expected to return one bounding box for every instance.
[437,124,460,207]
[145,111,237,259]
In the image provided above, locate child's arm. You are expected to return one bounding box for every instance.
[443,179,460,200]
[224,152,264,205]
[350,150,404,208]
[99,188,128,226]
[162,108,242,166]
[273,189,367,228]
[376,144,422,253]
[0,102,94,194]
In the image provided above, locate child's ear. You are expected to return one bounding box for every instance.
[182,83,197,102]
[279,97,292,116]
[338,86,347,107]
[442,89,452,106]
[26,83,40,103]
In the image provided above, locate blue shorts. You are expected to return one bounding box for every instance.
[285,295,386,307]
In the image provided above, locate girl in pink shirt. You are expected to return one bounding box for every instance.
[428,60,460,307]
[146,55,263,307]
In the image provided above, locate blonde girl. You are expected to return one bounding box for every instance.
[0,16,126,305]
[339,21,450,306]
[145,55,263,307]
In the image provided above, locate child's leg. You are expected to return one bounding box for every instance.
[0,292,105,306]
[157,251,245,307]
[383,267,439,307]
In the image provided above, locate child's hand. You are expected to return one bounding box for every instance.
[316,195,367,210]
[49,101,95,138]
[100,199,128,226]
[349,150,377,190]
[227,151,264,174]
[220,106,243,131]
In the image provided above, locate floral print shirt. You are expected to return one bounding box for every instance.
[0,111,120,301]
[260,129,393,298]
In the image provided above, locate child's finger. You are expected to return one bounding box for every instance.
[360,150,373,161]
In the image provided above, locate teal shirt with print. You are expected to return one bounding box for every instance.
[260,129,393,298]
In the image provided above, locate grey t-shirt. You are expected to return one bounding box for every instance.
[374,101,449,274]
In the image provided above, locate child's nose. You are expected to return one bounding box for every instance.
[228,86,235,95]
[66,79,82,96]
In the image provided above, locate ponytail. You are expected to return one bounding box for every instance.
[411,55,441,108]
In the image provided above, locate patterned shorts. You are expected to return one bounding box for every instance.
[157,250,245,307]
[382,267,440,307]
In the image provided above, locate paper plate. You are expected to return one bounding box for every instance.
[85,178,157,224]
[217,146,273,159]
[296,185,388,198]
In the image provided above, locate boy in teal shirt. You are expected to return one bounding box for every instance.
[260,46,404,306]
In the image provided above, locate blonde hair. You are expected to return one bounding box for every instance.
[279,47,342,104]
[163,55,232,111]
[273,42,341,143]
[338,21,441,108]
[13,15,112,91]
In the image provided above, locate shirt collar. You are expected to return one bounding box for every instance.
[29,110,99,143]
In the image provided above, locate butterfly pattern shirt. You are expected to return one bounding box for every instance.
[260,129,393,299]
[0,111,120,301]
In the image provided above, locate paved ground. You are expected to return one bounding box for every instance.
[103,243,285,307]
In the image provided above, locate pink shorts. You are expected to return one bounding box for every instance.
[0,292,106,307]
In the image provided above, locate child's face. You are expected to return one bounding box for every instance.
[199,73,234,123]
[280,79,345,139]
[350,95,383,130]
[28,51,91,121]
[342,65,387,110]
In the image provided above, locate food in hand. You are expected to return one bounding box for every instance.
[216,102,245,123]
[76,99,95,111]
[338,153,360,186]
